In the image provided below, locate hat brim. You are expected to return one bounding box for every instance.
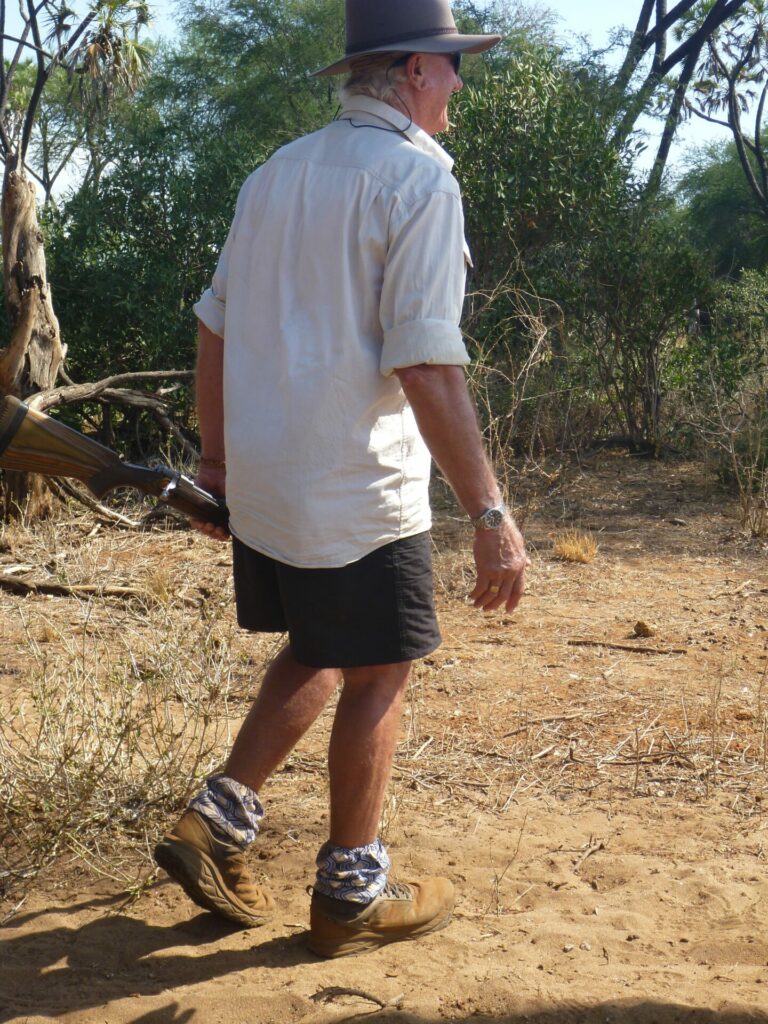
[311,33,501,77]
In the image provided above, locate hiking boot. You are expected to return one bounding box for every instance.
[307,878,454,958]
[154,810,274,927]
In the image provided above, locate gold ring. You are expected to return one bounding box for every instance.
[489,585,500,594]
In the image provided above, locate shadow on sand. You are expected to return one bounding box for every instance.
[1,890,766,1024]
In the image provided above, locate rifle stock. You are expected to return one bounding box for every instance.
[0,396,228,528]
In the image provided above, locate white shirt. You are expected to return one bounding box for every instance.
[194,96,471,568]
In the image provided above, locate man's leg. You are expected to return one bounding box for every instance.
[226,645,341,795]
[308,661,455,957]
[155,644,339,925]
[327,661,411,848]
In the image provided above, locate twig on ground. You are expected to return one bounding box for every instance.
[48,478,143,529]
[573,838,606,872]
[0,573,152,602]
[0,896,27,926]
[568,639,688,655]
[310,987,402,1009]
[504,711,608,738]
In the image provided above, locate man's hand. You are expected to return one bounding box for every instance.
[191,465,230,542]
[469,516,529,613]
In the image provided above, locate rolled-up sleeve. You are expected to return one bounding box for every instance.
[193,187,248,338]
[379,188,470,377]
[193,239,231,338]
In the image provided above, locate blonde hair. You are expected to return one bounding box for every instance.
[339,52,410,105]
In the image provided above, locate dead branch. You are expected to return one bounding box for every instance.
[28,370,194,413]
[503,711,609,739]
[310,987,393,1009]
[573,839,606,872]
[0,572,152,602]
[48,477,143,529]
[568,639,688,655]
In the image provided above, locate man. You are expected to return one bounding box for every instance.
[154,0,529,959]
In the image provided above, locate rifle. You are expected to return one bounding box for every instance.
[0,395,228,528]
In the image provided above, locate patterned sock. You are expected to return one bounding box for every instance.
[187,772,264,849]
[314,838,391,904]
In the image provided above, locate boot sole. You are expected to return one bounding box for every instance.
[306,911,453,958]
[154,838,272,928]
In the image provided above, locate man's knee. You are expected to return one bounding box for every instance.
[341,661,412,691]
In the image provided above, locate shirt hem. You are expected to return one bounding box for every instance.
[228,521,433,570]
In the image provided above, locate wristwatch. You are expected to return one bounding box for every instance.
[470,503,507,530]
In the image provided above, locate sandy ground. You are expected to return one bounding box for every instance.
[1,457,767,1024]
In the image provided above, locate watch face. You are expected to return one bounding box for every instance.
[484,508,504,529]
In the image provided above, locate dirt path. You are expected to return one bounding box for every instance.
[1,458,767,1023]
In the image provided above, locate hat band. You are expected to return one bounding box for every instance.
[346,26,459,57]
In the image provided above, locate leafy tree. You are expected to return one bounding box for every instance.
[450,45,711,452]
[452,46,626,288]
[167,0,344,148]
[671,269,768,533]
[678,139,768,272]
[574,200,710,451]
[45,105,268,449]
[672,267,768,386]
[684,0,768,219]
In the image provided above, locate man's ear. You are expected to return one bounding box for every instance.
[406,53,428,90]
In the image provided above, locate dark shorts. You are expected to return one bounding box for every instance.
[231,532,442,669]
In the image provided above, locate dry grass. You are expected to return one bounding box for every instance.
[0,608,251,893]
[551,529,598,563]
[0,505,276,896]
[0,459,766,906]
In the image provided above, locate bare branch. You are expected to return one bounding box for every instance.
[647,37,705,192]
[1,33,52,58]
[660,0,749,77]
[0,2,6,111]
[55,9,96,64]
[2,22,32,119]
[689,105,732,129]
[48,477,143,529]
[45,137,83,197]
[654,0,669,70]
[19,0,50,164]
[30,370,195,412]
[646,0,708,51]
[755,79,768,201]
[613,0,657,99]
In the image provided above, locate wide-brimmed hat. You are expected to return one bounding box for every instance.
[312,0,501,77]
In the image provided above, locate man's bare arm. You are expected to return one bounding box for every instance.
[194,319,229,541]
[394,363,528,613]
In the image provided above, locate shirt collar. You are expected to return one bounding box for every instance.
[337,95,454,173]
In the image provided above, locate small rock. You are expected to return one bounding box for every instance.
[563,944,575,953]
[633,620,656,638]
[580,942,592,951]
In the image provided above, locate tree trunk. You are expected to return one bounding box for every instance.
[0,155,65,518]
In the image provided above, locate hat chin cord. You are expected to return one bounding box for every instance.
[336,66,415,136]
[387,88,414,131]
